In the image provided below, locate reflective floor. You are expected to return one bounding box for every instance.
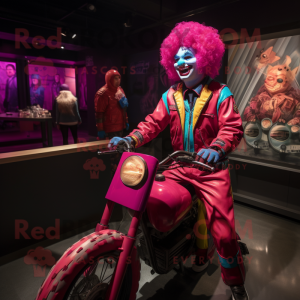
[0,202,299,300]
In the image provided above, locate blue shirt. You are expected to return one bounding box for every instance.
[182,77,209,109]
[182,78,208,152]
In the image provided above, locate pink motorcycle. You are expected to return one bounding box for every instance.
[36,141,248,300]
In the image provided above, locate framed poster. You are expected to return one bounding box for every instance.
[227,35,300,166]
[28,59,76,111]
[0,61,18,113]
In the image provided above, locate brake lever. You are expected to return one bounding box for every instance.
[98,140,134,155]
[191,160,215,172]
[117,140,134,153]
[175,156,215,172]
[97,149,119,155]
[175,156,194,163]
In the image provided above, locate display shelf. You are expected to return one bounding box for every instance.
[229,158,300,221]
[0,140,109,164]
[233,192,300,221]
[229,153,300,174]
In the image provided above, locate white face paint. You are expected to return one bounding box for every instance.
[174,47,204,88]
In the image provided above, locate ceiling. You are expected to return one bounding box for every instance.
[1,0,300,50]
[0,0,238,48]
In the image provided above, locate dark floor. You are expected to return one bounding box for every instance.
[0,202,299,300]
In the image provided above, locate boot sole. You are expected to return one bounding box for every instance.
[192,260,209,272]
[231,286,249,300]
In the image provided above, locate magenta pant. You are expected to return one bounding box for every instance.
[163,166,245,286]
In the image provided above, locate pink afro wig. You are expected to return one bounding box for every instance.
[160,21,225,81]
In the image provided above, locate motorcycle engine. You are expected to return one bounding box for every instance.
[136,198,198,274]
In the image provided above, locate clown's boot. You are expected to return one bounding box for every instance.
[231,285,249,300]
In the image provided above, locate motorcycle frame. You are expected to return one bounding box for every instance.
[96,200,141,300]
[94,149,213,300]
[96,199,196,300]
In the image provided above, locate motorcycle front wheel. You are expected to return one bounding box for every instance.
[64,253,134,300]
[36,230,140,300]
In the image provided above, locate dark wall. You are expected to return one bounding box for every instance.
[0,38,81,62]
[174,0,300,37]
[0,150,122,264]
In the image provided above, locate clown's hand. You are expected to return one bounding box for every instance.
[197,148,220,164]
[119,97,128,108]
[108,136,133,149]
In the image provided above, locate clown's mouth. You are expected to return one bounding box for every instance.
[178,65,193,76]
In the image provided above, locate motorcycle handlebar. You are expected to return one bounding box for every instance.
[98,145,220,172]
[97,140,133,155]
[158,150,197,166]
[190,160,215,172]
[159,151,216,172]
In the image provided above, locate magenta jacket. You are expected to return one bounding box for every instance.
[129,78,243,156]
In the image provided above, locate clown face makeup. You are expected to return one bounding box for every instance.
[174,47,204,88]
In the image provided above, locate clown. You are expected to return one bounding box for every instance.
[109,22,247,300]
[244,55,300,125]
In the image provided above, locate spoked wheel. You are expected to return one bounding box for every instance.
[65,253,132,300]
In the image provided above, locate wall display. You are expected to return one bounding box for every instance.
[227,35,300,166]
[28,61,76,111]
[77,67,87,110]
[127,50,159,123]
[0,61,18,112]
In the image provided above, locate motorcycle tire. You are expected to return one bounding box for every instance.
[36,229,140,300]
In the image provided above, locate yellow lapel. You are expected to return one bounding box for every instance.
[173,85,185,132]
[192,84,213,130]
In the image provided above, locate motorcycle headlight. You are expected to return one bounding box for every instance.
[120,156,147,187]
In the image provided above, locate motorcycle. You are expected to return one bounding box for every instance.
[36,141,248,300]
